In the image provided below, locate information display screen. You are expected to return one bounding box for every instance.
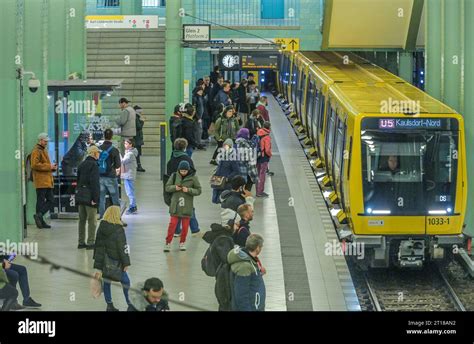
[241,52,279,70]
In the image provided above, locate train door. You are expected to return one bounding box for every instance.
[333,114,347,206]
[325,104,337,178]
[305,77,316,144]
[317,92,326,159]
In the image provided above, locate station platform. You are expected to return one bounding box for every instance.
[17,95,359,311]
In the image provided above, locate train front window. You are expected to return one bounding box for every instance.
[361,129,458,215]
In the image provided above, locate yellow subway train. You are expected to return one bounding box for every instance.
[277,51,467,268]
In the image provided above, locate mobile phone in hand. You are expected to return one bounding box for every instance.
[8,252,16,263]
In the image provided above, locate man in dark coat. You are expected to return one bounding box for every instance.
[169,105,182,144]
[133,105,146,172]
[220,176,254,212]
[202,223,235,311]
[77,145,101,249]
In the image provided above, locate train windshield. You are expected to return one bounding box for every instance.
[361,124,459,216]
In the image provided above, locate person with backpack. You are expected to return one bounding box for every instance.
[133,105,146,173]
[256,96,270,122]
[98,129,121,219]
[180,103,203,157]
[116,98,136,155]
[212,139,240,204]
[164,161,202,252]
[76,145,100,249]
[121,138,139,215]
[220,176,254,213]
[93,206,131,312]
[245,109,264,139]
[235,128,258,191]
[209,76,224,113]
[169,104,182,144]
[165,138,200,237]
[210,105,239,165]
[202,221,236,311]
[227,234,266,311]
[30,133,57,229]
[215,82,232,108]
[233,204,253,247]
[256,122,272,198]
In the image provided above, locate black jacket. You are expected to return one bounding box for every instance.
[237,84,249,114]
[203,223,235,311]
[193,94,208,120]
[76,156,100,207]
[180,115,199,149]
[134,114,145,147]
[245,116,264,138]
[220,190,245,212]
[233,220,251,248]
[166,150,196,176]
[93,221,131,270]
[169,114,182,144]
[99,141,121,178]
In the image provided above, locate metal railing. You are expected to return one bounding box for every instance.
[97,0,120,8]
[195,0,300,27]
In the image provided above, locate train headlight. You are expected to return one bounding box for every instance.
[367,208,373,214]
[447,208,452,213]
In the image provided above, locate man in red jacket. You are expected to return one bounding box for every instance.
[256,122,272,198]
[256,96,269,122]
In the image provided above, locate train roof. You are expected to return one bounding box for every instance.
[288,51,458,115]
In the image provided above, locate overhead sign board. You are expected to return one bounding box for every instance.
[274,38,300,51]
[85,15,158,29]
[183,25,211,42]
[241,52,279,70]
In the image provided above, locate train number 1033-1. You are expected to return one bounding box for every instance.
[427,217,450,226]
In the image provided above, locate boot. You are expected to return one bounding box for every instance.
[106,303,119,312]
[33,213,43,229]
[40,217,51,229]
[137,165,146,172]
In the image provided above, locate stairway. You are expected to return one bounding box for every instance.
[87,29,166,156]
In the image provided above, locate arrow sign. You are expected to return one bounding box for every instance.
[289,39,297,50]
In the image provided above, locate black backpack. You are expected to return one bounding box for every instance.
[163,173,177,206]
[201,236,233,277]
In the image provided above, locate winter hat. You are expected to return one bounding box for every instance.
[221,208,241,227]
[237,128,250,140]
[177,160,190,171]
[223,138,234,148]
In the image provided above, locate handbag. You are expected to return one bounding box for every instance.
[210,175,227,190]
[102,254,122,282]
[76,184,92,205]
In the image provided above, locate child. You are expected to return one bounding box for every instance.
[164,161,202,252]
[122,138,139,214]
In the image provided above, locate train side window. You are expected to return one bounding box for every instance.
[338,121,348,210]
[318,93,326,134]
[347,136,353,180]
[306,80,314,126]
[326,106,337,157]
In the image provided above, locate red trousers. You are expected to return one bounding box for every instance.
[166,215,190,244]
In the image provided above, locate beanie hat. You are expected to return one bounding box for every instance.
[237,128,250,140]
[177,160,190,171]
[223,138,234,147]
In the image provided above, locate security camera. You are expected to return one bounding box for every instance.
[28,78,40,93]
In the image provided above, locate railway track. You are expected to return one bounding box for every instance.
[351,262,467,312]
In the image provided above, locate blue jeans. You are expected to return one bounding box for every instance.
[175,208,199,234]
[5,264,30,302]
[186,147,194,157]
[123,179,136,208]
[99,177,120,218]
[103,271,131,305]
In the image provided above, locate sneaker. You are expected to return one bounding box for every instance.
[163,243,171,252]
[106,303,119,312]
[86,244,95,250]
[266,171,275,176]
[23,297,42,308]
[40,218,51,229]
[209,159,218,165]
[33,214,43,229]
[125,207,137,215]
[174,233,181,238]
[256,193,269,198]
[11,302,25,311]
[77,243,87,249]
[179,243,186,251]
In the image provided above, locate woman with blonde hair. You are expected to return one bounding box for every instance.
[93,206,132,311]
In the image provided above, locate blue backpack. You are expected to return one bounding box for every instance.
[98,146,113,175]
[251,134,268,158]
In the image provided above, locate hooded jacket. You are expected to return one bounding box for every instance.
[93,221,130,270]
[116,105,137,138]
[76,156,100,207]
[214,115,239,142]
[257,128,272,163]
[30,143,54,189]
[203,223,235,311]
[220,190,254,212]
[169,113,182,144]
[227,247,266,311]
[180,114,199,149]
[165,172,202,217]
[121,148,138,180]
[129,282,170,312]
[166,150,196,176]
[235,137,258,183]
[256,102,269,122]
